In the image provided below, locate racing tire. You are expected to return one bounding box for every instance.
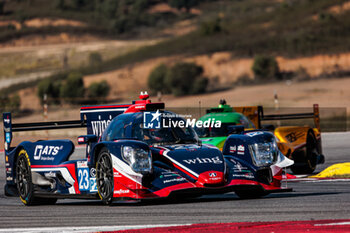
[96,148,114,205]
[16,150,57,206]
[290,131,317,174]
[235,189,267,199]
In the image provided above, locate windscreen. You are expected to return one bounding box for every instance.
[132,117,199,145]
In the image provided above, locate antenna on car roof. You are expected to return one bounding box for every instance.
[219,99,226,105]
[139,91,149,100]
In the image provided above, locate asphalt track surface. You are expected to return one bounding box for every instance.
[0,132,349,230]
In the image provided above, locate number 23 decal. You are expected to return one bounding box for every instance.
[78,168,97,192]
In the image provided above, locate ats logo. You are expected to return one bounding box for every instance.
[34,145,62,160]
[143,110,161,129]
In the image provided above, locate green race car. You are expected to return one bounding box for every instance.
[196,100,255,150]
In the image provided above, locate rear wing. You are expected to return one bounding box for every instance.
[235,104,321,131]
[2,112,86,152]
[2,104,131,152]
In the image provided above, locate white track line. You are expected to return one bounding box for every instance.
[0,224,192,233]
[287,178,350,182]
[315,221,350,226]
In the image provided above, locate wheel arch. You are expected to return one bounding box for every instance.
[91,142,117,167]
[12,145,29,180]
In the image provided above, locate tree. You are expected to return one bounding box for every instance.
[0,95,21,112]
[252,55,280,80]
[54,0,64,10]
[132,0,149,14]
[0,1,5,15]
[60,72,85,103]
[148,64,170,94]
[73,0,86,9]
[37,79,61,104]
[88,80,110,100]
[168,0,199,12]
[101,0,118,19]
[165,62,207,96]
[200,18,222,36]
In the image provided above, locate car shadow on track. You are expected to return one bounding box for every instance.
[52,191,341,207]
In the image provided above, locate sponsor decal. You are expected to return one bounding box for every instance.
[91,115,112,136]
[232,173,254,179]
[77,161,88,168]
[34,145,62,160]
[209,172,217,177]
[5,163,9,167]
[90,168,96,178]
[183,156,223,165]
[4,118,10,124]
[5,132,11,143]
[78,167,89,191]
[237,145,245,155]
[5,156,8,162]
[230,160,249,172]
[114,171,122,178]
[201,138,213,142]
[163,177,186,184]
[285,131,304,143]
[169,145,200,150]
[6,177,13,181]
[245,131,264,137]
[160,172,178,178]
[44,171,56,178]
[114,189,130,194]
[229,146,236,153]
[89,178,97,192]
[4,142,8,151]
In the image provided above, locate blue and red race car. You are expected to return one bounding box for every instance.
[3,93,293,205]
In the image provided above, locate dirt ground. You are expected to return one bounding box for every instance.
[163,77,350,109]
[18,51,350,112]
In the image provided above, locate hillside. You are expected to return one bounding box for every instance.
[1,0,350,114]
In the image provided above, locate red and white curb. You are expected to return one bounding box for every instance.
[2,220,350,233]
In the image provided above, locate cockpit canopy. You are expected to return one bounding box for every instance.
[101,111,199,145]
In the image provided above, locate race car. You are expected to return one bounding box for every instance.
[2,93,293,205]
[197,100,325,174]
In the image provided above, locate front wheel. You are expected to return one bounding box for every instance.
[290,131,317,174]
[96,148,114,205]
[16,150,57,205]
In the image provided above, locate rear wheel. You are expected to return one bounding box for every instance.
[96,148,114,205]
[16,150,57,205]
[290,131,317,174]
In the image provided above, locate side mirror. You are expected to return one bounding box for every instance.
[77,135,98,145]
[227,125,244,134]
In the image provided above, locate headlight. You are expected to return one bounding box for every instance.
[122,146,152,174]
[249,141,278,167]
